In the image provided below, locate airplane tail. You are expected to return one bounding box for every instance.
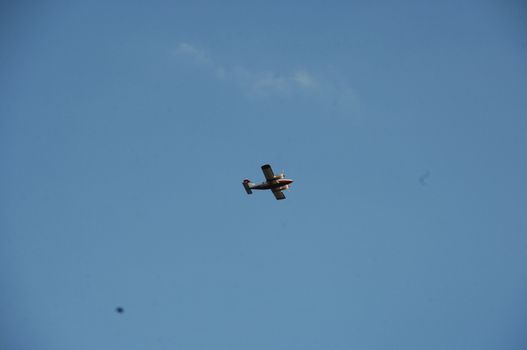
[242,179,253,194]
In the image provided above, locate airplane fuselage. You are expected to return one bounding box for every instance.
[250,178,294,190]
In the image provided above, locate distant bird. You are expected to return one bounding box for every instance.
[115,307,124,314]
[419,170,431,186]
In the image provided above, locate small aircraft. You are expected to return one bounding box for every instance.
[243,164,294,200]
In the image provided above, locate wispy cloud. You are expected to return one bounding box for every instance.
[172,42,358,115]
[173,42,212,65]
[244,69,318,97]
[173,42,319,96]
[293,70,317,88]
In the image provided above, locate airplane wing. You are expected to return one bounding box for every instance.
[261,164,275,181]
[272,189,286,200]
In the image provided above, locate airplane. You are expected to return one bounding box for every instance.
[243,164,294,200]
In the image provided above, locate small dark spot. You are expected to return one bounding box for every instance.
[419,170,431,186]
[115,307,124,314]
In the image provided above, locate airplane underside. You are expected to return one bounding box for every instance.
[251,182,289,190]
[243,164,293,200]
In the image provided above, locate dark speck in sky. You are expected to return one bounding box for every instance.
[419,170,431,186]
[115,307,124,314]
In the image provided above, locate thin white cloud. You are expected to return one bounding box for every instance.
[173,42,212,65]
[292,70,316,88]
[172,42,319,97]
[171,42,358,116]
[249,70,317,96]
[250,72,292,96]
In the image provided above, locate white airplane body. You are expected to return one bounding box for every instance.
[243,164,294,200]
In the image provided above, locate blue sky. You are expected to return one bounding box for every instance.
[1,1,527,349]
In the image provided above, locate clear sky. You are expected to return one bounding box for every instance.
[1,1,527,349]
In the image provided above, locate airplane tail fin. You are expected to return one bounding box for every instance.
[243,179,253,194]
